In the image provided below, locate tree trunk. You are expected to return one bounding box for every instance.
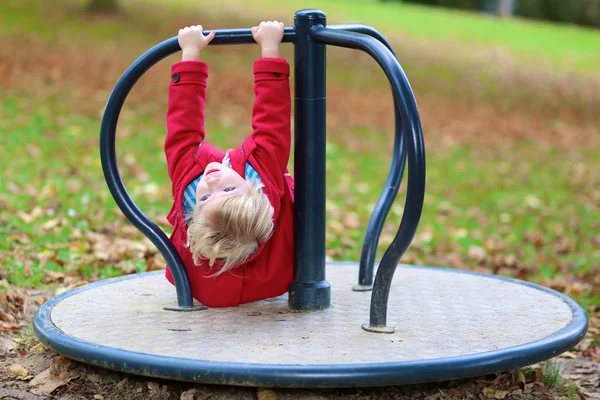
[88,0,119,13]
[496,0,515,17]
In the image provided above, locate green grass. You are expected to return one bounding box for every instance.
[146,0,600,72]
[0,0,598,311]
[2,94,598,307]
[7,0,595,73]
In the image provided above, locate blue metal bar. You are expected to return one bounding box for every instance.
[288,10,331,311]
[99,28,296,310]
[330,24,407,291]
[310,27,426,332]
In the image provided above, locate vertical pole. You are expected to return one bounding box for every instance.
[288,9,331,310]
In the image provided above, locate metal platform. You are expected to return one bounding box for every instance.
[34,262,588,388]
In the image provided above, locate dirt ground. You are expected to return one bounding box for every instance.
[1,290,599,400]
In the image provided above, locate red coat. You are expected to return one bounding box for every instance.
[164,58,294,307]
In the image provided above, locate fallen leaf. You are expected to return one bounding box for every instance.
[342,212,361,229]
[5,364,32,380]
[41,218,62,231]
[181,388,210,400]
[31,342,46,352]
[26,144,42,157]
[1,322,23,332]
[7,182,21,194]
[247,311,262,316]
[0,311,16,323]
[257,388,278,400]
[560,351,578,359]
[575,337,593,352]
[44,270,66,283]
[17,211,34,223]
[467,245,486,263]
[515,370,526,388]
[29,368,69,395]
[50,357,80,382]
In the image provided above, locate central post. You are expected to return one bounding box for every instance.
[288,9,331,310]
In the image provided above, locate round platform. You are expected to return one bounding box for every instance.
[34,263,588,388]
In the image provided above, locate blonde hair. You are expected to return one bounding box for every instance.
[186,181,274,276]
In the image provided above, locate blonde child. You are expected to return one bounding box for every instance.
[164,21,294,307]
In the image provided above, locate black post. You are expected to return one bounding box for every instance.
[288,9,331,311]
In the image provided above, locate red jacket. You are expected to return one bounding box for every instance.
[164,58,294,307]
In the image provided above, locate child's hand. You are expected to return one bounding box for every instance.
[178,25,216,60]
[251,21,284,58]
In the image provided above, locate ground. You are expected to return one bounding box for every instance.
[1,0,599,398]
[1,296,596,399]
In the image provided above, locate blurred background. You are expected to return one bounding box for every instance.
[1,0,599,396]
[1,0,598,331]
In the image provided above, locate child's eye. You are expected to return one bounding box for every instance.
[223,187,235,192]
[200,194,210,201]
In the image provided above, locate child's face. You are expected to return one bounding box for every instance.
[195,162,248,210]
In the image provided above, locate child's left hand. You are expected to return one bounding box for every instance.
[178,25,216,60]
[252,21,284,58]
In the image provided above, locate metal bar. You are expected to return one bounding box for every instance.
[310,27,426,332]
[330,24,407,291]
[288,10,331,311]
[99,28,296,310]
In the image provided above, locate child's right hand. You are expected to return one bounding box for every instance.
[178,25,216,60]
[251,21,284,58]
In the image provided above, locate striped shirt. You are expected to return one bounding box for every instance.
[183,152,262,222]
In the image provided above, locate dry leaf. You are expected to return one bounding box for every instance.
[17,211,33,223]
[0,322,23,333]
[26,144,42,157]
[467,245,486,262]
[42,218,62,231]
[44,270,65,283]
[181,389,198,400]
[0,311,16,323]
[482,387,509,399]
[247,311,262,316]
[515,370,526,388]
[5,364,32,380]
[29,368,69,395]
[181,388,210,400]
[32,342,46,352]
[257,388,278,400]
[342,212,361,229]
[560,351,579,359]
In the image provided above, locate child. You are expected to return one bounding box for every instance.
[164,21,295,308]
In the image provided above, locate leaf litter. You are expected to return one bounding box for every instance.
[0,1,599,399]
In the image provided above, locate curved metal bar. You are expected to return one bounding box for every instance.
[310,27,426,331]
[99,28,296,309]
[330,24,407,291]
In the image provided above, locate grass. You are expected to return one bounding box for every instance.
[2,93,599,307]
[541,361,581,399]
[143,0,600,72]
[5,0,599,72]
[521,363,580,399]
[0,0,598,314]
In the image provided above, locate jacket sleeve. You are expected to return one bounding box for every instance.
[250,58,291,174]
[165,60,209,185]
